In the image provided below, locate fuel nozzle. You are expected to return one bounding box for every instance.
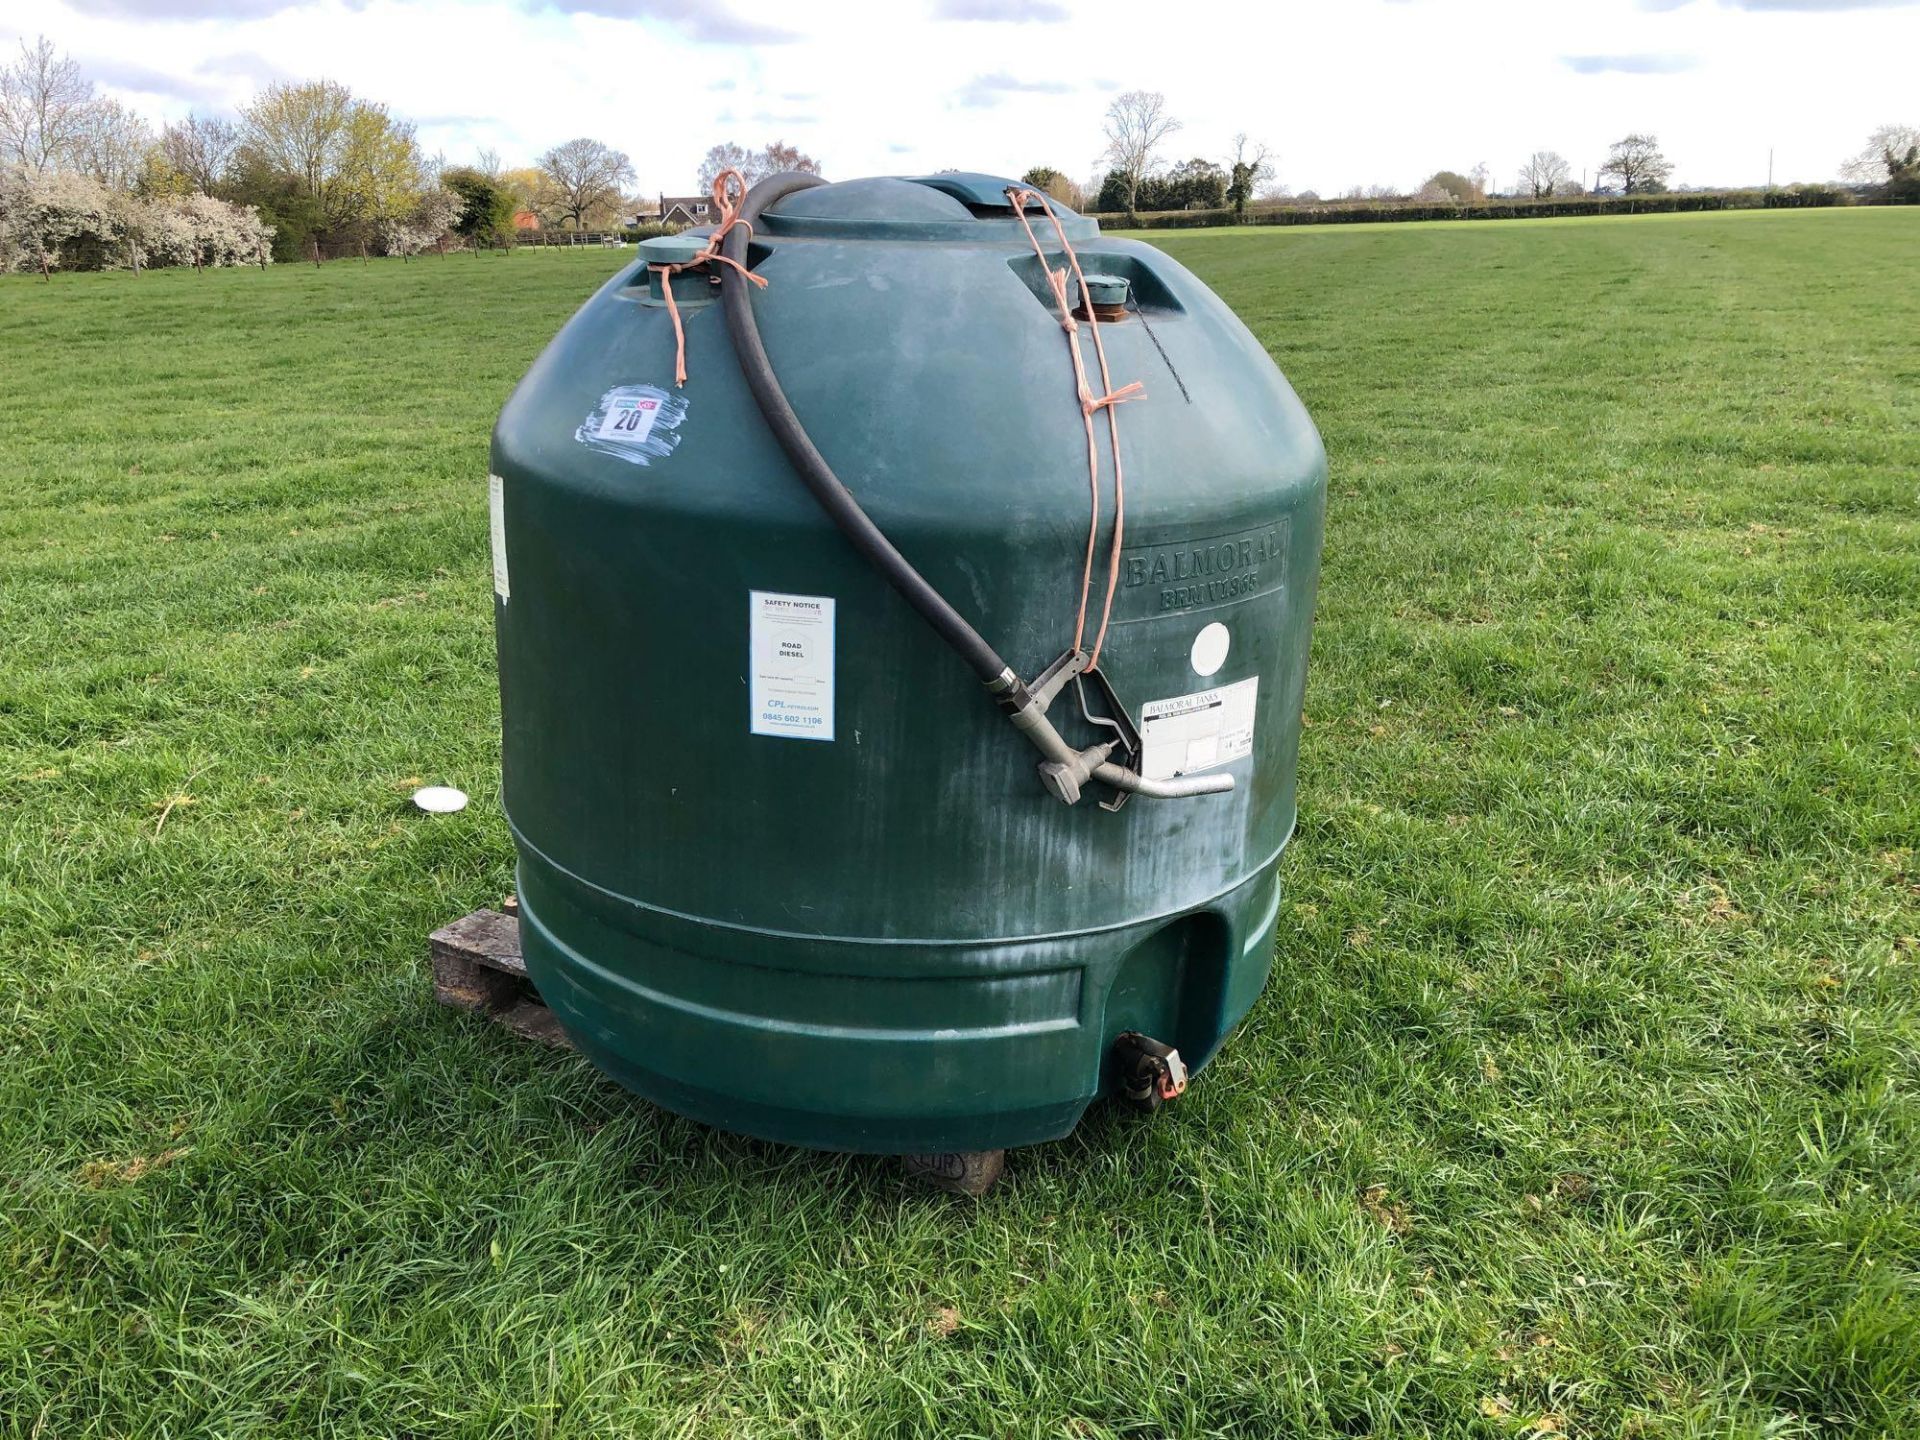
[997,649,1235,807]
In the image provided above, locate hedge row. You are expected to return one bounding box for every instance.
[1112,185,1856,230]
[512,222,685,246]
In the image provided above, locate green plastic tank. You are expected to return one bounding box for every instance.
[490,172,1326,1161]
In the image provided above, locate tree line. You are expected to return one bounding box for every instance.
[1030,91,1915,221]
[3,36,1913,277]
[0,34,825,275]
[0,38,273,274]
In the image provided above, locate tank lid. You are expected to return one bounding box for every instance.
[636,233,708,264]
[762,173,1099,242]
[769,177,974,224]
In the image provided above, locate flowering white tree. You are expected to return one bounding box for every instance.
[0,167,103,274]
[168,190,274,266]
[137,196,199,268]
[0,166,274,275]
[378,183,458,258]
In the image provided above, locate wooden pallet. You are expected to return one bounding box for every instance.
[427,903,572,1050]
[427,902,1005,1194]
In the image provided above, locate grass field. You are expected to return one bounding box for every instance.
[2,208,1917,1438]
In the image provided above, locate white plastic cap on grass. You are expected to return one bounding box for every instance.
[411,785,469,814]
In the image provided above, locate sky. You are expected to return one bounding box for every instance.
[11,0,1919,197]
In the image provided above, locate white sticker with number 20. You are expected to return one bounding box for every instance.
[597,395,661,444]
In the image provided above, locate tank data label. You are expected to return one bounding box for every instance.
[1139,676,1259,780]
[488,473,509,601]
[575,384,688,467]
[749,591,835,742]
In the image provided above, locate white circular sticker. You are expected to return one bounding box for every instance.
[1190,622,1231,677]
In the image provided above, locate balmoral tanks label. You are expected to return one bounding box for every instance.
[1118,521,1289,619]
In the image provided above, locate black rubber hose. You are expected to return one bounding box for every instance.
[720,172,1018,692]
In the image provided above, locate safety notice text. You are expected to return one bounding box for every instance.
[749,591,835,741]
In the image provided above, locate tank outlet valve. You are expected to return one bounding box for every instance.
[1113,1032,1189,1112]
[1037,743,1117,806]
[1009,649,1235,806]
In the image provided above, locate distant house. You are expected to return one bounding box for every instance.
[512,209,541,231]
[655,194,715,228]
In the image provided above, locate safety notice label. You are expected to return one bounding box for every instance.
[1139,676,1258,780]
[488,473,509,601]
[750,591,835,741]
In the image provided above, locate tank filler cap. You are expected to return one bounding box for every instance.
[637,233,718,305]
[1072,271,1132,323]
[636,233,708,265]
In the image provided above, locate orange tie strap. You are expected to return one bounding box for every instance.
[651,168,768,386]
[1008,186,1143,670]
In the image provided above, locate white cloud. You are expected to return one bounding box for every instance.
[1649,0,1915,9]
[1561,52,1701,72]
[931,0,1069,20]
[62,0,330,17]
[955,72,1076,109]
[524,0,798,44]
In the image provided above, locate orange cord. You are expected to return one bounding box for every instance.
[660,176,1143,677]
[652,168,768,386]
[1008,187,1143,670]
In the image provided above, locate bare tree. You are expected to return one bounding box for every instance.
[0,36,93,175]
[695,138,822,192]
[70,97,153,190]
[538,137,635,229]
[475,146,501,180]
[1101,89,1180,214]
[1226,132,1274,219]
[1519,149,1571,199]
[1840,122,1919,183]
[1598,133,1673,195]
[160,114,240,193]
[760,139,821,181]
[696,140,753,191]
